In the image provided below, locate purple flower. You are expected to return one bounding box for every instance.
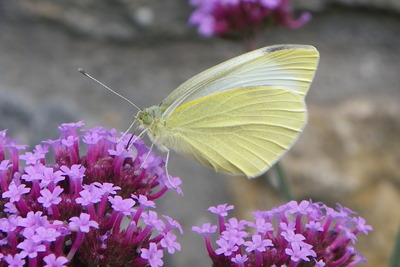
[2,182,30,202]
[38,186,63,208]
[43,254,68,267]
[216,238,239,256]
[192,223,218,257]
[221,228,248,245]
[59,164,85,179]
[306,220,323,232]
[17,238,47,258]
[22,165,45,182]
[280,221,296,231]
[192,223,218,234]
[75,188,102,206]
[40,167,64,188]
[244,234,273,252]
[232,254,248,265]
[69,213,99,233]
[208,203,235,217]
[189,0,311,42]
[141,242,164,267]
[226,217,248,231]
[160,232,181,254]
[315,259,326,266]
[0,122,182,266]
[108,195,136,215]
[0,216,18,233]
[17,211,49,228]
[4,202,18,214]
[353,216,373,235]
[20,151,43,165]
[4,253,25,266]
[0,159,11,171]
[32,226,61,243]
[193,201,372,266]
[247,217,273,234]
[285,242,315,262]
[134,194,156,208]
[163,215,184,235]
[142,210,165,231]
[281,230,306,244]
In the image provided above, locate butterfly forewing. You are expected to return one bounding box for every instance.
[160,44,319,118]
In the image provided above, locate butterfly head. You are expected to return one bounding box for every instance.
[135,105,165,131]
[136,110,152,127]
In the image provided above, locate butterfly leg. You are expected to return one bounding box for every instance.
[118,120,138,145]
[126,128,148,150]
[160,146,179,189]
[138,142,177,188]
[139,141,157,169]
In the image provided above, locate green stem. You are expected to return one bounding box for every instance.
[389,224,400,267]
[275,162,292,201]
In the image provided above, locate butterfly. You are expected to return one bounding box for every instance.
[81,44,319,178]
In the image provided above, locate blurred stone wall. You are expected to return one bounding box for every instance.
[6,0,400,41]
[0,0,399,266]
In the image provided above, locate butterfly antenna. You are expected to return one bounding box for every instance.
[78,68,141,112]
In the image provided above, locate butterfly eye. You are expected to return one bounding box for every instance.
[137,111,153,126]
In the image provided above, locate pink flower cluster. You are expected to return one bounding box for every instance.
[189,0,311,38]
[0,122,182,266]
[193,201,372,267]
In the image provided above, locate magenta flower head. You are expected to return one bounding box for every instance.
[189,0,311,40]
[193,200,372,266]
[0,122,182,266]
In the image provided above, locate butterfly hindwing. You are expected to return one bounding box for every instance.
[158,86,307,177]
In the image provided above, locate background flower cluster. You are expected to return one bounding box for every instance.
[0,122,182,266]
[189,0,311,38]
[193,200,372,267]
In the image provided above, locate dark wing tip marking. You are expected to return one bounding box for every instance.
[264,46,287,53]
[263,44,317,54]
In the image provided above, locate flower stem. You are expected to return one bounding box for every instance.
[389,224,400,267]
[275,162,292,201]
[67,231,85,261]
